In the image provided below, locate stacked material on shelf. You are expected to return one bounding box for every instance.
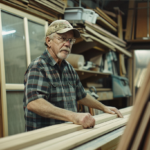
[71,21,131,58]
[0,107,132,150]
[0,0,66,22]
[117,63,150,150]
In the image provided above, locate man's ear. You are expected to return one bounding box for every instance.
[46,37,51,47]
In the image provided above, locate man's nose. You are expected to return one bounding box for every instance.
[64,40,71,47]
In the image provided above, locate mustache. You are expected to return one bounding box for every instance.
[60,48,70,53]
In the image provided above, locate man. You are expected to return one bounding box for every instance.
[23,20,123,131]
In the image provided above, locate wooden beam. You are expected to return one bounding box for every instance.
[95,7,118,28]
[0,107,132,150]
[72,127,125,150]
[23,116,129,150]
[131,102,150,150]
[117,63,150,150]
[85,26,132,57]
[85,21,126,45]
[125,0,135,40]
[36,115,130,150]
[83,34,116,51]
[96,16,117,32]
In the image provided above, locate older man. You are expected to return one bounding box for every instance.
[23,20,123,131]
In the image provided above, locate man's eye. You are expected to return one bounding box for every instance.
[69,39,72,42]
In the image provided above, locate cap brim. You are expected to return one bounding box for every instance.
[56,28,80,38]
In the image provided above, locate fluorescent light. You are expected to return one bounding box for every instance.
[2,30,16,35]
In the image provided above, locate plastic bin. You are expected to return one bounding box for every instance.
[64,7,99,24]
[64,7,83,20]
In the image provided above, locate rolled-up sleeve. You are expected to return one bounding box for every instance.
[24,67,50,105]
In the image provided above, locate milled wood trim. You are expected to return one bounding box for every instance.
[0,9,8,136]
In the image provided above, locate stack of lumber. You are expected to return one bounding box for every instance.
[117,63,150,150]
[94,7,118,32]
[0,0,66,22]
[0,107,132,150]
[72,20,132,58]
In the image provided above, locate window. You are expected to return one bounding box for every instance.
[0,3,48,136]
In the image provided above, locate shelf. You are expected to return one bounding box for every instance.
[75,69,111,81]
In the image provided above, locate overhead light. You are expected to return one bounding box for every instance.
[2,30,16,35]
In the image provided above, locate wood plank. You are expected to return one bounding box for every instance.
[0,0,57,22]
[95,7,118,27]
[131,102,150,150]
[39,116,130,150]
[34,0,64,14]
[83,33,116,51]
[125,0,135,40]
[102,9,117,18]
[136,3,150,38]
[85,26,132,57]
[72,127,125,150]
[117,63,150,150]
[28,4,58,18]
[39,0,64,13]
[0,107,132,150]
[143,123,150,150]
[85,21,126,45]
[96,16,117,32]
[23,116,129,150]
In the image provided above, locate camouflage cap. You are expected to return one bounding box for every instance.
[46,20,80,38]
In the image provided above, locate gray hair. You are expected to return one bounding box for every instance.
[44,33,55,47]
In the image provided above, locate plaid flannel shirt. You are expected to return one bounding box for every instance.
[23,49,86,131]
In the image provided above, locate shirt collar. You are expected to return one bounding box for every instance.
[42,49,68,67]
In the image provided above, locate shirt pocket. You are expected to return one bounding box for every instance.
[49,82,63,102]
[68,81,76,101]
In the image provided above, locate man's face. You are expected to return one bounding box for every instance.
[50,30,74,60]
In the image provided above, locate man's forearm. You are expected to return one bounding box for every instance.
[78,93,106,111]
[27,98,76,122]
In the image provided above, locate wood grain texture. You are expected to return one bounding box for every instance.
[40,116,130,150]
[73,127,125,150]
[117,63,150,150]
[24,116,129,150]
[85,26,132,57]
[131,102,150,150]
[125,0,135,40]
[0,107,132,150]
[85,21,126,45]
[136,3,150,38]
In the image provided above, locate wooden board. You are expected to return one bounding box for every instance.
[0,107,132,150]
[35,116,130,150]
[85,26,132,57]
[95,7,118,28]
[85,21,126,46]
[72,127,125,150]
[117,63,150,150]
[125,0,135,40]
[136,3,150,38]
[23,116,129,150]
[96,16,117,32]
[131,102,150,150]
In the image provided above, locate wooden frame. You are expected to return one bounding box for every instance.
[0,3,48,136]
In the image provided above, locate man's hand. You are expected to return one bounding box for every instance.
[103,106,123,118]
[73,113,95,128]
